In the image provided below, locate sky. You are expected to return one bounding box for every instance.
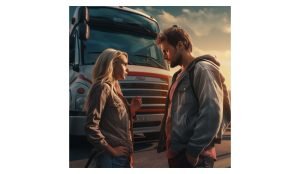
[133,6,231,89]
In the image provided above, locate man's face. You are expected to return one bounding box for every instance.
[160,41,182,68]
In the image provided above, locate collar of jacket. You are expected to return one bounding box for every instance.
[187,54,220,72]
[172,54,220,82]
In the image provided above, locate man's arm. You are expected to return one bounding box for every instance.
[186,63,223,160]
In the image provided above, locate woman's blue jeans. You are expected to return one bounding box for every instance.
[94,151,130,168]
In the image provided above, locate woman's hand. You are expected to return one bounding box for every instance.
[109,146,129,157]
[130,96,142,119]
[129,153,134,168]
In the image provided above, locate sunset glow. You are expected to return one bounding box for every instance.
[134,6,231,89]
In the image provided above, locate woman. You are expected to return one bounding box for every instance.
[84,48,142,168]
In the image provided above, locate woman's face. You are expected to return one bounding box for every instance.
[113,55,129,80]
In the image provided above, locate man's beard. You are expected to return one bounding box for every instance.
[170,50,182,68]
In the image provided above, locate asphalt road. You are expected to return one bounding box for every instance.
[70,130,231,168]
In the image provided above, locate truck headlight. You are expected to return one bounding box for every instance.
[75,96,86,111]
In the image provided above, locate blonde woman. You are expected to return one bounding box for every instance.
[84,48,142,168]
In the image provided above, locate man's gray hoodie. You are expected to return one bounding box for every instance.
[157,55,226,158]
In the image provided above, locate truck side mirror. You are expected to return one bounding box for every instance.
[78,6,89,23]
[78,6,90,40]
[73,64,80,72]
[79,23,90,40]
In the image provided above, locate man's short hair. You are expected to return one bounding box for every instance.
[156,25,192,52]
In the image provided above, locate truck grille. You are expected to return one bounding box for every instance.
[120,78,169,128]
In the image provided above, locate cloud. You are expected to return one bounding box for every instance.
[145,6,155,11]
[157,11,177,26]
[133,7,160,19]
[157,8,230,37]
[182,8,190,13]
[134,8,148,16]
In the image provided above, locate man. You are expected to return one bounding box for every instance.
[156,25,226,168]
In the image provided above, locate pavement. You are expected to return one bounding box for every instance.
[70,129,231,168]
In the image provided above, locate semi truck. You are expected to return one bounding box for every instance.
[69,6,171,138]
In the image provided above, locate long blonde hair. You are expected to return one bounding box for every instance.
[92,48,127,84]
[84,48,128,112]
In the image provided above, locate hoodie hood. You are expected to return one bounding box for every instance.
[185,54,220,73]
[195,54,220,67]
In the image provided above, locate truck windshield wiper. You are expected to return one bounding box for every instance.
[133,54,165,69]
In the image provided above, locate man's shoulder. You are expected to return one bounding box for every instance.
[192,55,220,71]
[191,60,220,80]
[194,60,213,72]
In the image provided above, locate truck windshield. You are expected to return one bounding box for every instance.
[82,7,168,70]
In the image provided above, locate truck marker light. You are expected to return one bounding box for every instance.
[77,87,85,94]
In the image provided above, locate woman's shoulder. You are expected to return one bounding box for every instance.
[91,82,112,94]
[100,82,112,89]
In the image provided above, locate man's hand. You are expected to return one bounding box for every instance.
[185,153,199,167]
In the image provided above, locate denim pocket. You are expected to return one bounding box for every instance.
[112,156,130,168]
[95,151,113,168]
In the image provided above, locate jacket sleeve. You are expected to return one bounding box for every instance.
[85,84,111,150]
[186,63,223,158]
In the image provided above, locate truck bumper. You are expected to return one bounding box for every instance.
[69,115,86,136]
